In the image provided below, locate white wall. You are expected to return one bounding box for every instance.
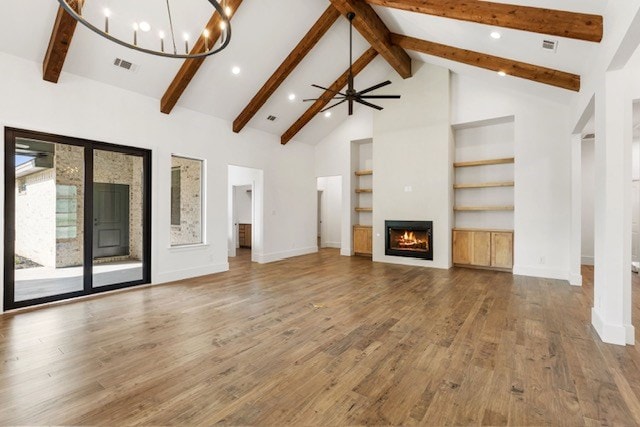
[373,62,453,269]
[0,52,317,312]
[316,176,342,248]
[315,110,373,255]
[452,73,573,280]
[581,139,595,265]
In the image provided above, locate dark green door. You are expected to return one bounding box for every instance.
[93,183,130,258]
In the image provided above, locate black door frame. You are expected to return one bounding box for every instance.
[4,127,152,310]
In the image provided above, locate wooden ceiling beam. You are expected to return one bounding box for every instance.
[281,47,378,145]
[43,1,83,83]
[329,0,411,79]
[161,0,243,114]
[365,0,603,43]
[391,33,580,92]
[233,5,341,133]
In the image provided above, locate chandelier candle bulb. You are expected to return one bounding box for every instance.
[203,29,210,51]
[103,9,110,33]
[183,33,189,54]
[133,22,138,46]
[159,31,165,52]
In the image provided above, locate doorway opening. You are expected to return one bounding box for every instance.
[4,128,151,310]
[228,165,263,264]
[316,176,343,251]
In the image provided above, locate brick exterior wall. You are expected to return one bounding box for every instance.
[15,169,56,267]
[15,145,144,269]
[171,157,203,246]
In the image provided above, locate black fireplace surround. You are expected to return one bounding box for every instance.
[385,220,433,260]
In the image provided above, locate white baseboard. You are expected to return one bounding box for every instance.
[569,273,583,287]
[340,246,352,257]
[320,242,341,249]
[154,262,229,284]
[257,246,318,264]
[513,265,569,281]
[581,256,594,266]
[591,307,635,345]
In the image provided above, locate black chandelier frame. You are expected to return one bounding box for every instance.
[56,0,232,59]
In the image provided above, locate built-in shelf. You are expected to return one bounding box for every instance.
[454,157,515,168]
[454,181,515,189]
[355,207,373,212]
[355,188,373,193]
[355,169,373,176]
[454,206,514,212]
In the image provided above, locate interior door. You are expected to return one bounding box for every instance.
[93,183,130,258]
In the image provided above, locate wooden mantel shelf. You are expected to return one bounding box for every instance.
[454,158,515,168]
[355,169,373,176]
[454,181,515,189]
[454,206,514,212]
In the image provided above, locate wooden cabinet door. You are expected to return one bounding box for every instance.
[491,232,513,269]
[354,227,372,255]
[452,230,472,265]
[471,231,491,267]
[245,224,252,248]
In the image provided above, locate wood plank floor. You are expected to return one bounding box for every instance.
[1,250,640,425]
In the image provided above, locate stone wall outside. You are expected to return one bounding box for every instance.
[171,156,202,246]
[15,169,56,267]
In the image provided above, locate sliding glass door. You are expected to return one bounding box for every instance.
[4,128,151,310]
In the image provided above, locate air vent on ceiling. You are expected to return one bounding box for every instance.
[542,39,558,53]
[113,58,139,72]
[266,115,277,122]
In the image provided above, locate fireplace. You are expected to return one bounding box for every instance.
[385,221,433,260]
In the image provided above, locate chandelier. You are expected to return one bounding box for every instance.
[57,0,232,59]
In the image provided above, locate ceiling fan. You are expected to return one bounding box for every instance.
[304,12,400,116]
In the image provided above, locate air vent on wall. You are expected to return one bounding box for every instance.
[114,58,139,72]
[583,133,596,140]
[266,115,277,122]
[542,39,558,52]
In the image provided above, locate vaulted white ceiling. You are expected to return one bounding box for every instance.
[0,0,607,144]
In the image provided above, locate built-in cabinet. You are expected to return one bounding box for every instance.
[452,118,515,272]
[238,223,252,248]
[453,229,513,270]
[353,140,373,257]
[353,225,373,256]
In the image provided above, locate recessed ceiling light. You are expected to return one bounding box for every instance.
[139,22,151,32]
[497,71,507,77]
[232,66,241,75]
[490,31,501,39]
[288,93,296,101]
[324,111,332,118]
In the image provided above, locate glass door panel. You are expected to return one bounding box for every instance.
[13,138,85,302]
[92,150,144,287]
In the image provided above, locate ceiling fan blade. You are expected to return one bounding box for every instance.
[311,84,346,96]
[358,80,392,95]
[320,99,347,113]
[303,96,345,102]
[359,95,401,99]
[355,98,383,111]
[348,99,353,116]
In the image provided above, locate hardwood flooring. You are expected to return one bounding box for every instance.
[1,250,640,425]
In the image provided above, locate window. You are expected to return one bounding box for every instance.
[171,167,181,226]
[56,184,78,239]
[170,156,203,246]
